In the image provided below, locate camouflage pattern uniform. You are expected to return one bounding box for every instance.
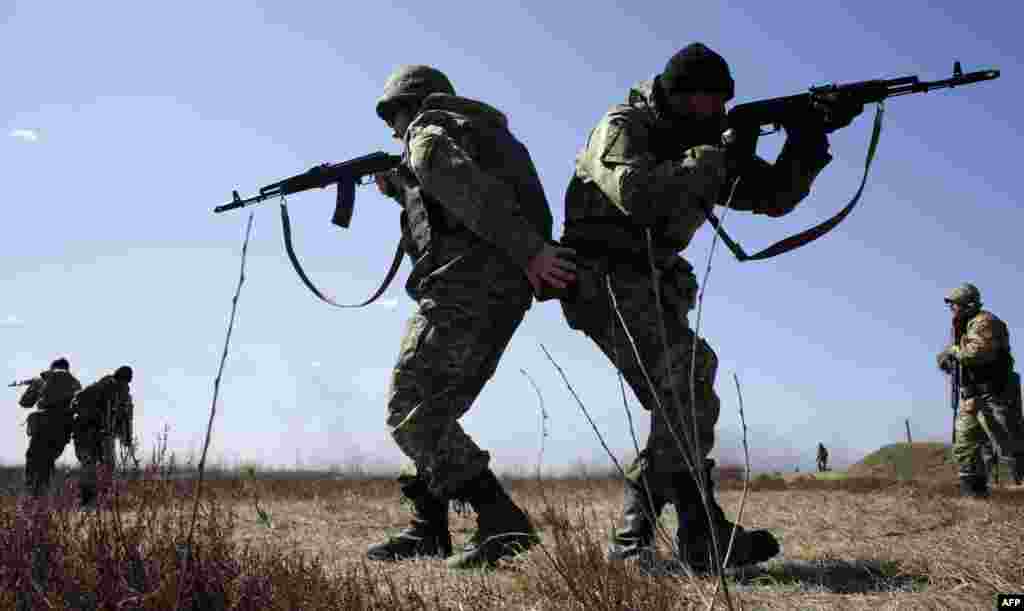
[72,369,133,506]
[367,66,550,568]
[939,289,1024,491]
[561,43,840,569]
[18,362,81,496]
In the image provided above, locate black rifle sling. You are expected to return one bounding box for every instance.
[703,102,885,262]
[279,201,404,308]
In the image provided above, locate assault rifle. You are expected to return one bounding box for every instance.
[950,322,963,446]
[724,61,1000,160]
[213,151,402,228]
[8,371,46,387]
[705,61,1000,262]
[214,152,406,308]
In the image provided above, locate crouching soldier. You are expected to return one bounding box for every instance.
[72,365,134,508]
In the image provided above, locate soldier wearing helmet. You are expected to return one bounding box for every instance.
[938,283,1024,494]
[366,65,576,569]
[555,42,863,572]
[15,357,82,497]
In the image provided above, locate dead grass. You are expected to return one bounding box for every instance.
[0,462,1021,610]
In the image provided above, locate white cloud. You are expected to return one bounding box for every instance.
[0,314,24,328]
[311,361,321,368]
[10,129,39,143]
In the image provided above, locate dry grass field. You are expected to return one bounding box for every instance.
[0,447,1021,610]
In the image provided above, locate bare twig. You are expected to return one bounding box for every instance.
[538,343,626,479]
[181,210,255,599]
[520,368,549,484]
[643,176,741,609]
[604,281,678,556]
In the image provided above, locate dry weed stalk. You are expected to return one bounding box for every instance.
[520,368,549,485]
[183,210,255,600]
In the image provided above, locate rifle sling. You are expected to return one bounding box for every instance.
[704,101,885,262]
[279,201,404,308]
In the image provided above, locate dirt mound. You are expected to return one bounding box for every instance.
[848,442,956,481]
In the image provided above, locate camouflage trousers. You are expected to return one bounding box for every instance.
[24,410,74,496]
[952,375,1024,478]
[73,426,116,501]
[560,255,720,501]
[389,261,533,498]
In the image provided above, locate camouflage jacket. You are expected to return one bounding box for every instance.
[953,310,1014,387]
[566,79,832,259]
[385,93,553,298]
[73,375,133,443]
[18,369,82,410]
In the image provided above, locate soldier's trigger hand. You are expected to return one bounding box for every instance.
[812,94,864,134]
[681,145,730,185]
[374,171,399,198]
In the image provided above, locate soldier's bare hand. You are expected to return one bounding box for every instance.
[374,171,398,198]
[526,243,577,294]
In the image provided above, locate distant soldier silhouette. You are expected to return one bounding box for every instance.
[816,442,830,473]
[72,365,134,508]
[14,357,81,496]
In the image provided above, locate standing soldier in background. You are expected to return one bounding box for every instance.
[11,357,81,497]
[366,65,577,569]
[938,283,1024,496]
[816,442,830,473]
[72,365,134,508]
[557,42,862,571]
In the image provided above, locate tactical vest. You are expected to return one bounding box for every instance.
[564,121,696,266]
[397,97,553,265]
[960,314,1015,395]
[397,164,467,262]
[962,349,1014,394]
[36,370,80,410]
[73,377,125,431]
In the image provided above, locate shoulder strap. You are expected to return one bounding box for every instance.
[279,200,405,308]
[704,102,885,262]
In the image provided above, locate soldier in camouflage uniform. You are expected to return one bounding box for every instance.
[72,365,134,508]
[558,43,862,571]
[938,283,1024,495]
[365,65,577,569]
[16,357,82,497]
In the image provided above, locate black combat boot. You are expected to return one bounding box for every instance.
[79,483,97,509]
[607,479,667,562]
[1009,456,1024,486]
[366,476,453,561]
[446,469,538,569]
[674,461,779,572]
[958,474,990,498]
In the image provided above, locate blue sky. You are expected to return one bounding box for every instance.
[2,1,1020,473]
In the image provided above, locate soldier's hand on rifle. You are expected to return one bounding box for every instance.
[374,171,400,199]
[937,347,957,372]
[810,93,864,133]
[526,243,577,295]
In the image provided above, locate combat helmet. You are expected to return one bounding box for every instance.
[376,65,455,122]
[944,283,982,309]
[660,42,735,102]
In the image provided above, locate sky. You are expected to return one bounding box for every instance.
[2,1,1021,475]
